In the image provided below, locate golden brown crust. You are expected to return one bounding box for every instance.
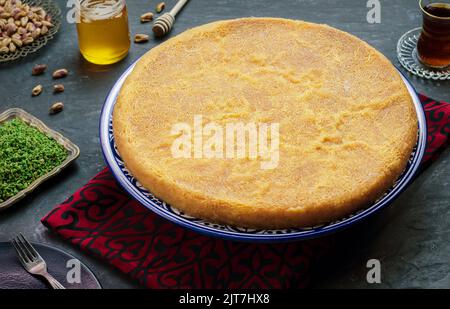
[113,18,418,228]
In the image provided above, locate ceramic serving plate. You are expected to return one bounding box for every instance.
[100,63,427,242]
[0,108,80,210]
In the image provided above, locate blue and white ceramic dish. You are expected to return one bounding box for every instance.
[100,62,427,243]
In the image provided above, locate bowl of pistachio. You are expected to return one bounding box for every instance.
[0,0,61,62]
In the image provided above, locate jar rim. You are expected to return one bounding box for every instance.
[78,0,126,20]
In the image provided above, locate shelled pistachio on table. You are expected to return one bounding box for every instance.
[53,84,64,93]
[155,2,165,14]
[134,2,166,44]
[30,64,67,114]
[31,84,42,96]
[0,0,54,53]
[140,12,153,23]
[134,33,149,43]
[49,102,63,114]
[31,63,46,75]
[52,68,68,79]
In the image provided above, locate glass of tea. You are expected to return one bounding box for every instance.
[417,0,450,68]
[76,0,131,65]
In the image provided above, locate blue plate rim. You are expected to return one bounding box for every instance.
[99,60,427,243]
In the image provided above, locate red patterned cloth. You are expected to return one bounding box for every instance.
[42,95,449,288]
[419,94,450,167]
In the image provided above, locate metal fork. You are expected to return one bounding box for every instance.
[11,234,66,289]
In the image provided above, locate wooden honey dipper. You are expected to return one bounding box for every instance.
[152,0,190,38]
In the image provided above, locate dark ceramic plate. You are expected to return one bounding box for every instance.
[0,241,101,289]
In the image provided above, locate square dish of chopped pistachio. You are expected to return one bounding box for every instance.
[0,108,79,210]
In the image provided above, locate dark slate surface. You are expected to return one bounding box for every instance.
[0,0,448,289]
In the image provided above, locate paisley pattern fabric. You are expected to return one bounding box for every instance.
[42,95,449,288]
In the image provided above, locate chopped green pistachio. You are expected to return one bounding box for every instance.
[0,118,67,203]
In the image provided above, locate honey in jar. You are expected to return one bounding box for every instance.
[76,0,130,65]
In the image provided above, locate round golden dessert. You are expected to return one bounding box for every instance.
[113,18,418,229]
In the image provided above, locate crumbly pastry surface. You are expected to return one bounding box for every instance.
[113,18,418,228]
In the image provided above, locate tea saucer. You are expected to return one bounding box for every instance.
[397,27,450,80]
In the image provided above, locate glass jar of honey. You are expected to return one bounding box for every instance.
[76,0,131,65]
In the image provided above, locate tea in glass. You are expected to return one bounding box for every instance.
[417,0,450,68]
